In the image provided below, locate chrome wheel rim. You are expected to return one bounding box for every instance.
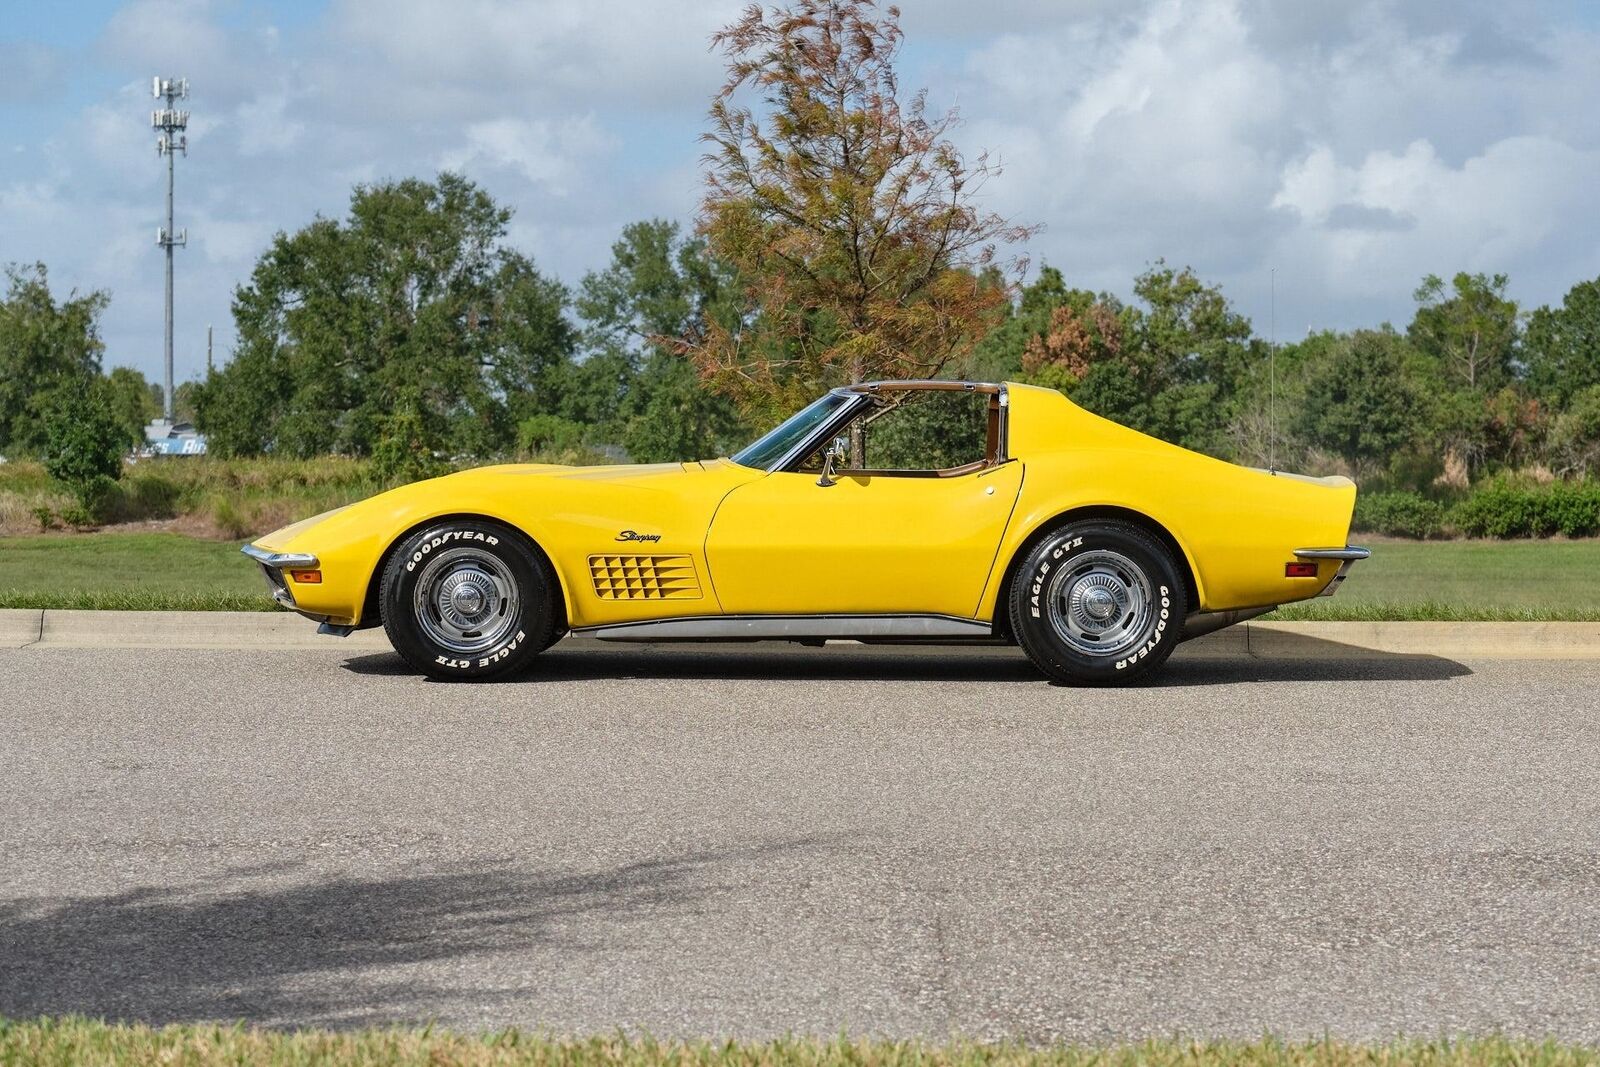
[412,547,520,656]
[1046,548,1154,658]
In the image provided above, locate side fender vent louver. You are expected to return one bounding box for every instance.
[588,554,703,600]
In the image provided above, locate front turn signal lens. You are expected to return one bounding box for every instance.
[1285,562,1318,578]
[289,569,322,584]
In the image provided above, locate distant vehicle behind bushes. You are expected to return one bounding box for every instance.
[141,419,207,457]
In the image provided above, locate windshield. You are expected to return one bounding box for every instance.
[730,392,854,470]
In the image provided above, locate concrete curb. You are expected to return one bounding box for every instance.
[2,609,1597,658]
[1246,620,1600,658]
[27,609,389,650]
[0,609,43,648]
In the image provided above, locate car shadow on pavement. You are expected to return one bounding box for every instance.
[1154,651,1472,687]
[0,839,822,1029]
[340,637,1471,686]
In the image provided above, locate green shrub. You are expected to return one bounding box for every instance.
[516,413,585,456]
[41,381,126,522]
[1352,491,1448,538]
[59,502,97,528]
[1450,485,1537,538]
[207,495,250,541]
[1382,445,1445,493]
[102,470,184,523]
[1450,481,1600,538]
[1544,481,1600,538]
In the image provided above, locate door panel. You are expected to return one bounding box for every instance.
[704,462,1024,618]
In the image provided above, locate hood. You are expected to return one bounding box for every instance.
[439,459,735,491]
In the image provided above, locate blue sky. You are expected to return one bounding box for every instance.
[2,0,1599,387]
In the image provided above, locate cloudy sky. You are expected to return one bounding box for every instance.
[3,0,1599,386]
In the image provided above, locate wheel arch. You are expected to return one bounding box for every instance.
[990,504,1201,640]
[359,512,571,632]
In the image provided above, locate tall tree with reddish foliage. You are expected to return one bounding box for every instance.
[680,0,1036,419]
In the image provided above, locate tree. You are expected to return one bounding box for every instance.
[42,378,126,522]
[195,174,576,463]
[1547,385,1600,478]
[0,264,109,456]
[985,266,1127,395]
[573,219,751,461]
[1072,263,1255,456]
[1133,263,1256,395]
[969,261,1257,458]
[685,0,1034,420]
[1020,300,1124,393]
[1294,329,1425,481]
[1409,272,1518,392]
[1525,276,1600,405]
[103,366,160,448]
[145,379,199,425]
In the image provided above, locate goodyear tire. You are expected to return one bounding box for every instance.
[1008,519,1187,686]
[381,518,559,681]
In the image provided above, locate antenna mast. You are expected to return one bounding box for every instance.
[152,76,190,423]
[1269,267,1277,473]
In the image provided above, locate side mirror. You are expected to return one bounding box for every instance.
[816,436,849,487]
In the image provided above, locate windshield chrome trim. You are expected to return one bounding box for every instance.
[843,379,1005,395]
[764,390,872,474]
[729,381,1014,475]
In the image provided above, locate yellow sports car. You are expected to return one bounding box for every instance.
[243,380,1367,684]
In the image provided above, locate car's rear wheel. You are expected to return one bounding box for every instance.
[381,519,560,680]
[1008,519,1187,686]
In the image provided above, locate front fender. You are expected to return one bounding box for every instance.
[249,475,570,628]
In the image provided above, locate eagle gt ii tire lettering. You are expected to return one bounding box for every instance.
[381,518,559,680]
[1008,519,1187,685]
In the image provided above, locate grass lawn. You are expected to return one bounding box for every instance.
[0,1023,1595,1067]
[0,531,1596,619]
[0,532,275,611]
[1269,538,1600,621]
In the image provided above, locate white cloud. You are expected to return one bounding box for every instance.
[1272,135,1600,299]
[328,0,742,112]
[944,0,1600,328]
[439,116,617,195]
[7,0,1600,384]
[233,92,305,157]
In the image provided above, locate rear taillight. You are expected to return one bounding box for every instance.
[1285,562,1318,578]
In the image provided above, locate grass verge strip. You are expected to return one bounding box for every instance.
[0,590,278,612]
[1267,601,1600,622]
[0,1023,1596,1067]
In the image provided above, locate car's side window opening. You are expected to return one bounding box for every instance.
[797,389,1000,476]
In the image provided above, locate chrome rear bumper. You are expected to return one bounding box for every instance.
[1293,545,1371,597]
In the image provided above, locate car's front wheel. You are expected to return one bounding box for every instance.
[1008,519,1187,686]
[380,519,560,680]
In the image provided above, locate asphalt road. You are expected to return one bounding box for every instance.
[2,639,1598,1041]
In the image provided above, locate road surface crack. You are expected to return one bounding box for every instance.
[19,609,44,648]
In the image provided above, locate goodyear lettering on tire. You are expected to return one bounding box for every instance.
[406,529,500,572]
[1115,585,1170,670]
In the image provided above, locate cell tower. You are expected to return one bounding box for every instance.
[152,77,190,423]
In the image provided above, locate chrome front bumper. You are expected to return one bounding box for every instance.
[241,544,320,612]
[1293,545,1371,598]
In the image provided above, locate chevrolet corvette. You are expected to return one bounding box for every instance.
[243,380,1367,684]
